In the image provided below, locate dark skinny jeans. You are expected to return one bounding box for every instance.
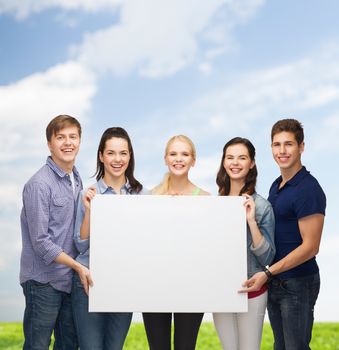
[142,312,204,350]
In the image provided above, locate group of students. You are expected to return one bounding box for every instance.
[20,115,326,350]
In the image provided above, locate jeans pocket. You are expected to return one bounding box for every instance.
[22,280,50,297]
[280,278,302,298]
[280,274,320,307]
[73,274,85,290]
[75,279,84,289]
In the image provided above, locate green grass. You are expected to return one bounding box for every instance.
[1,322,338,349]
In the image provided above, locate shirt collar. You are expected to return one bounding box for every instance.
[97,178,132,194]
[46,156,67,178]
[274,166,309,188]
[46,156,80,179]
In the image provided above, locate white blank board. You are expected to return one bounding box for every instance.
[89,195,247,312]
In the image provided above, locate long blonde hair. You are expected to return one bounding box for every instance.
[152,135,196,195]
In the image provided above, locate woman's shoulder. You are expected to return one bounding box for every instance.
[253,192,273,212]
[80,182,99,193]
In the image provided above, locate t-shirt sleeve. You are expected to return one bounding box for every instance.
[294,181,326,219]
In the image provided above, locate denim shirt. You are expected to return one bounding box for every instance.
[247,192,276,278]
[74,178,147,268]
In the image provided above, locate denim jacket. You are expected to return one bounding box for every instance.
[247,192,275,278]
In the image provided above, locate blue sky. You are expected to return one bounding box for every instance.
[0,0,338,322]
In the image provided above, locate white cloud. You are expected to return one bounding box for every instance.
[0,0,122,19]
[170,43,339,140]
[228,0,266,21]
[0,61,96,162]
[74,0,265,78]
[197,62,213,75]
[0,0,265,23]
[0,0,266,78]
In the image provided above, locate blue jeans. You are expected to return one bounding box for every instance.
[22,280,78,350]
[267,272,320,350]
[71,273,132,350]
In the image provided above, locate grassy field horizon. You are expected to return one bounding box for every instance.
[1,322,338,349]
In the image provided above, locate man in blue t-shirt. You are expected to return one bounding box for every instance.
[240,119,326,349]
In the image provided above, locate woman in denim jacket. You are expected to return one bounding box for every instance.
[72,127,145,350]
[213,137,275,350]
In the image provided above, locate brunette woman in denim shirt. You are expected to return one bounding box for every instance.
[72,127,145,350]
[213,137,275,350]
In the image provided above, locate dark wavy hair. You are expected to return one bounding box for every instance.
[216,137,257,196]
[94,127,143,193]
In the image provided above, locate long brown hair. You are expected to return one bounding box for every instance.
[216,137,257,196]
[94,127,143,193]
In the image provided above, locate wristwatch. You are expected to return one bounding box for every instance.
[263,265,273,280]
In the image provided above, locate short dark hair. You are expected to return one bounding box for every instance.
[46,115,81,141]
[216,137,257,196]
[271,118,304,145]
[94,127,143,193]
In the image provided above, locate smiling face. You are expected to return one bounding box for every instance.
[271,131,304,173]
[99,137,130,181]
[223,143,255,184]
[47,125,80,172]
[165,139,195,177]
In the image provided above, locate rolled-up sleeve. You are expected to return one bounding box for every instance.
[250,203,276,266]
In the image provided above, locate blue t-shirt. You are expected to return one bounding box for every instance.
[268,166,326,279]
